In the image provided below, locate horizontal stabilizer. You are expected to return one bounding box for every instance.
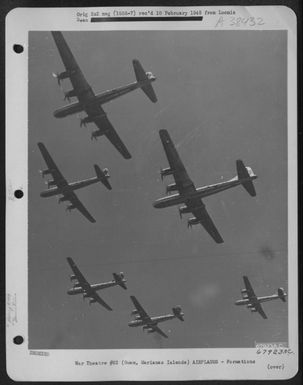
[94,165,112,190]
[173,306,184,321]
[113,272,127,290]
[236,160,257,197]
[278,288,287,302]
[133,59,157,103]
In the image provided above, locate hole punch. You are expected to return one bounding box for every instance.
[13,44,24,54]
[13,335,24,345]
[14,189,24,199]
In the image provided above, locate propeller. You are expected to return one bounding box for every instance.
[64,93,71,103]
[80,119,87,128]
[187,221,192,229]
[178,207,183,219]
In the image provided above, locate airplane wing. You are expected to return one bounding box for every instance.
[67,258,112,311]
[87,291,113,311]
[254,303,268,319]
[159,129,195,194]
[152,325,168,338]
[243,276,257,299]
[38,142,68,188]
[67,257,94,293]
[130,296,152,322]
[65,190,96,223]
[92,112,132,159]
[243,276,268,319]
[188,198,224,244]
[51,31,95,103]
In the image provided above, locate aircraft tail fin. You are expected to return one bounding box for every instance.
[113,272,127,290]
[94,165,112,190]
[133,59,157,103]
[236,160,257,197]
[278,288,287,302]
[173,306,184,321]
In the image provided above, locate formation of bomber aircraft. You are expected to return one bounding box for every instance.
[66,258,185,337]
[36,31,287,340]
[235,276,287,319]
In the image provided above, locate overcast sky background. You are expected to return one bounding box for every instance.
[28,30,287,349]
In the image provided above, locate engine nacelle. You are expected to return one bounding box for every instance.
[187,217,200,228]
[246,304,254,309]
[135,315,141,320]
[142,325,150,330]
[131,309,139,315]
[53,70,70,85]
[166,183,178,194]
[64,89,77,101]
[160,167,173,180]
[241,289,247,294]
[80,116,94,127]
[66,204,76,212]
[59,70,69,80]
[46,180,56,188]
[73,283,81,288]
[58,196,69,204]
[147,329,156,333]
[178,205,191,218]
[83,293,90,299]
[89,298,97,304]
[70,274,76,281]
[251,308,257,312]
[40,169,53,178]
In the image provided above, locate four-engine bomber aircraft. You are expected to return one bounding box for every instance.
[153,129,258,243]
[67,257,127,311]
[38,142,111,223]
[51,31,157,159]
[235,276,287,319]
[128,295,184,338]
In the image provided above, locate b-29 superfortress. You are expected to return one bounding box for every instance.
[51,31,157,159]
[235,276,287,319]
[153,129,258,243]
[38,142,111,223]
[128,295,184,338]
[67,257,127,311]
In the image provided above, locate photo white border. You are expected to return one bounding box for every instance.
[6,5,298,381]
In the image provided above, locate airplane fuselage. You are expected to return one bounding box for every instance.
[235,294,281,306]
[40,176,100,198]
[54,79,153,119]
[67,280,119,295]
[128,314,176,327]
[153,176,256,209]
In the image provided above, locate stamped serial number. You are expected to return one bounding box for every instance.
[215,16,265,28]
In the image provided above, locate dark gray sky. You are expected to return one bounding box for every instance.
[28,30,287,349]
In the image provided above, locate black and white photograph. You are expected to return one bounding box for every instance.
[6,5,298,381]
